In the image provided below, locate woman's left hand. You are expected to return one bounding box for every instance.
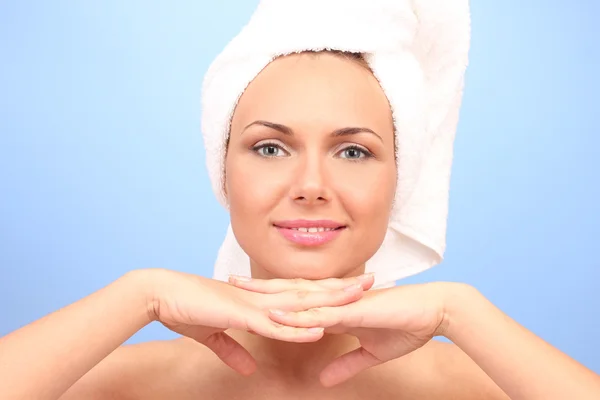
[229,276,457,387]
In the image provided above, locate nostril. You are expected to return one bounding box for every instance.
[292,193,328,203]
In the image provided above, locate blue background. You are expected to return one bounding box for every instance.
[1,1,598,373]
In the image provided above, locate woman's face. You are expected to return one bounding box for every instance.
[225,52,397,280]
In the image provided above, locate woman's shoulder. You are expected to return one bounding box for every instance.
[394,339,509,399]
[60,337,203,400]
[352,339,508,400]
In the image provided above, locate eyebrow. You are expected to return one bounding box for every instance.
[242,120,383,142]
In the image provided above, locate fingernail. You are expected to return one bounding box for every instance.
[357,272,375,281]
[308,327,324,334]
[269,309,287,316]
[230,275,251,282]
[344,283,363,292]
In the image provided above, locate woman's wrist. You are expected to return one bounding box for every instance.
[120,268,168,324]
[434,282,482,340]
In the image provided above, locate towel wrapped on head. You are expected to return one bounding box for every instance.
[201,0,471,289]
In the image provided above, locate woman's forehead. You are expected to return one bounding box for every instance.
[230,53,393,135]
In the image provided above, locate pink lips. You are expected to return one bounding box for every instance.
[273,219,346,246]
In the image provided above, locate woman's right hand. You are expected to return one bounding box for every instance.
[144,269,374,376]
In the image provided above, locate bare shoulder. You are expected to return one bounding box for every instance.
[418,339,510,399]
[60,337,205,400]
[58,337,511,400]
[344,339,508,399]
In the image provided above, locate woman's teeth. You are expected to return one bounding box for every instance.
[290,227,336,233]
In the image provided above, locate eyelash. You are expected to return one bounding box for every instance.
[340,145,374,161]
[251,142,374,160]
[251,141,290,157]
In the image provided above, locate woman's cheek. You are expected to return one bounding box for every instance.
[339,162,395,201]
[227,157,291,214]
[337,164,395,229]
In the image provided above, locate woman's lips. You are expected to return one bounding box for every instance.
[273,220,346,246]
[275,226,345,246]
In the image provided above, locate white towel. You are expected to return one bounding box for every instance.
[201,0,471,289]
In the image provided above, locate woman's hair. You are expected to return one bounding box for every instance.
[309,50,371,70]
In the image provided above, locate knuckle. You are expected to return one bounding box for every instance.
[308,308,326,324]
[267,323,284,339]
[308,307,322,317]
[271,320,284,329]
[273,322,287,333]
[295,290,309,300]
[266,329,277,340]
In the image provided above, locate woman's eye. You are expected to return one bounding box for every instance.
[338,146,371,160]
[254,143,287,157]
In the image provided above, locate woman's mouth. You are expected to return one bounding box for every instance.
[272,219,346,246]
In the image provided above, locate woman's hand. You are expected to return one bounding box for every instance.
[233,277,600,399]
[230,276,455,386]
[145,269,374,376]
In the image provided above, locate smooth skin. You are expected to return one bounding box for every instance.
[0,269,372,399]
[1,52,598,399]
[232,276,600,398]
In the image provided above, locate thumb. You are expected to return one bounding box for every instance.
[186,327,257,376]
[319,346,381,387]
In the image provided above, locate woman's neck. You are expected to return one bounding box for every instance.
[227,329,360,384]
[237,262,367,383]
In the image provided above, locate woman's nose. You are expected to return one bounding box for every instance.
[289,155,330,206]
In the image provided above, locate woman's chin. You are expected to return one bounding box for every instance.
[252,256,365,281]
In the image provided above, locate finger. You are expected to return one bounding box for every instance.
[264,283,365,312]
[315,274,375,291]
[228,273,375,294]
[247,318,325,343]
[319,346,382,387]
[268,306,343,328]
[196,331,257,376]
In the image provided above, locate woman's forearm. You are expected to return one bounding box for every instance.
[444,285,600,400]
[0,270,154,400]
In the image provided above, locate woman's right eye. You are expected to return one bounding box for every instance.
[253,143,288,158]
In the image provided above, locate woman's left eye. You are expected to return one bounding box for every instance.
[338,146,372,160]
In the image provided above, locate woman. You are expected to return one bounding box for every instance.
[1,2,599,400]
